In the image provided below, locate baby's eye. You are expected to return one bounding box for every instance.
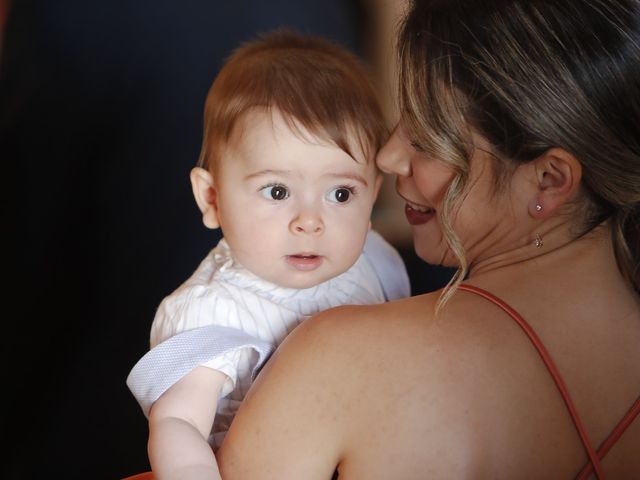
[326,187,354,204]
[260,184,289,201]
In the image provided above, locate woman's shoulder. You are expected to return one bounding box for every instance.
[279,289,527,415]
[222,286,636,478]
[276,289,593,477]
[295,287,515,362]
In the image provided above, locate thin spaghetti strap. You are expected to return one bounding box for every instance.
[457,284,605,479]
[575,395,640,480]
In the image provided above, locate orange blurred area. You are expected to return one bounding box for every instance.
[0,0,10,31]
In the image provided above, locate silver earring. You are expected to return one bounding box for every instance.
[533,234,543,248]
[535,204,543,212]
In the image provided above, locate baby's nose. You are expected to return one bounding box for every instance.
[290,211,324,235]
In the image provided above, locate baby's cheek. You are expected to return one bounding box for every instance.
[336,227,368,264]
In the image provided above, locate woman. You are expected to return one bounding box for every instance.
[217,0,640,478]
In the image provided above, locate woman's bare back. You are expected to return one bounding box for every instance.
[332,244,640,478]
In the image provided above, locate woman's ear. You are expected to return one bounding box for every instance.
[190,167,221,229]
[528,148,582,218]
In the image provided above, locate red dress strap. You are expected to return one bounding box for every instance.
[575,395,640,479]
[457,283,605,479]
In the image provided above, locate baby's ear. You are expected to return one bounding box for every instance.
[190,167,220,229]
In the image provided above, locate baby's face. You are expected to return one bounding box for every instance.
[214,109,380,289]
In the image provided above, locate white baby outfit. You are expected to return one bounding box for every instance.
[127,229,410,448]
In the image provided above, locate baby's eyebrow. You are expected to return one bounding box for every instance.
[324,172,369,187]
[244,169,368,187]
[244,169,292,181]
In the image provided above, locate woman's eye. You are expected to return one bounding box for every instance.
[326,187,353,204]
[260,185,289,201]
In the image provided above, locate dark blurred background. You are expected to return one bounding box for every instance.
[1,1,453,478]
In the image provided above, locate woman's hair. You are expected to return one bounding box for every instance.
[398,0,640,297]
[198,29,387,171]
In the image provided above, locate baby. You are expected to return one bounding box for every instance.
[127,29,410,479]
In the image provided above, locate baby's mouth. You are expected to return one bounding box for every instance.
[285,254,323,271]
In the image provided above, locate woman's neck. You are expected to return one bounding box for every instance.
[467,221,618,286]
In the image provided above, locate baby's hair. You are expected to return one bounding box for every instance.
[198,29,387,172]
[398,0,640,306]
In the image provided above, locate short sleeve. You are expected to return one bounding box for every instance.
[200,346,259,398]
[126,325,274,417]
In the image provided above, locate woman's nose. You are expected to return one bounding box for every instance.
[376,124,412,177]
[290,210,324,235]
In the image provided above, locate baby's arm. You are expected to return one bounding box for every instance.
[148,366,228,480]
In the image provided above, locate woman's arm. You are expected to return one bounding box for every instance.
[148,366,227,480]
[217,311,352,480]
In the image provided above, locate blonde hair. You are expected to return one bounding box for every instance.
[198,29,387,172]
[398,0,640,305]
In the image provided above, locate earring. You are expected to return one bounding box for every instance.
[535,204,543,212]
[533,234,543,248]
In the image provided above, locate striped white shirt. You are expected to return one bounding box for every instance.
[127,229,410,448]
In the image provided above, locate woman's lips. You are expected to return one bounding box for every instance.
[404,203,436,225]
[285,254,323,271]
